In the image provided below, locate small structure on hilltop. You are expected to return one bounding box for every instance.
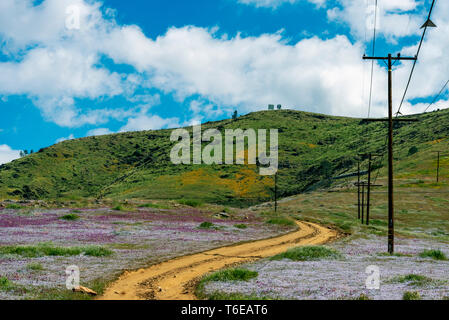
[268,104,282,110]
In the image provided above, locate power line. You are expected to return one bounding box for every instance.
[368,0,378,118]
[424,78,449,112]
[396,0,437,117]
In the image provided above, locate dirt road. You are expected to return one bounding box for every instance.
[99,221,338,300]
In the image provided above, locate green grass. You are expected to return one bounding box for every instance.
[203,268,258,282]
[265,217,295,227]
[234,224,248,229]
[403,291,421,300]
[390,274,434,286]
[178,199,204,207]
[112,205,125,211]
[198,222,216,229]
[138,203,169,209]
[270,246,342,261]
[26,263,44,271]
[0,243,113,258]
[2,109,448,206]
[196,268,259,300]
[0,277,13,291]
[419,249,447,260]
[32,277,111,300]
[5,204,22,209]
[59,213,80,221]
[205,291,275,300]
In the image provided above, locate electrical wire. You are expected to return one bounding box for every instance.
[396,0,437,116]
[368,0,378,118]
[424,79,449,112]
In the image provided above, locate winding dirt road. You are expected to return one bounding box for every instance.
[99,221,338,300]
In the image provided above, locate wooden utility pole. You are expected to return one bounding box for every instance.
[363,53,417,254]
[274,172,278,213]
[435,151,441,183]
[366,153,372,225]
[357,161,361,220]
[361,182,365,224]
[365,153,383,226]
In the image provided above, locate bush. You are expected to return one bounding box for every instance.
[60,214,80,221]
[419,249,447,260]
[0,277,13,291]
[199,222,215,229]
[234,224,247,229]
[270,246,342,261]
[403,291,421,300]
[204,268,258,282]
[408,146,418,156]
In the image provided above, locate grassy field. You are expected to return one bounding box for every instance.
[0,109,447,207]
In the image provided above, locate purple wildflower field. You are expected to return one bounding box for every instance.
[203,236,449,300]
[0,206,288,300]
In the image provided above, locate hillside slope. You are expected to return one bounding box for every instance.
[0,109,448,205]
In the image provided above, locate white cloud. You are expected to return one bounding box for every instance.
[0,0,447,134]
[237,0,327,9]
[335,0,420,42]
[56,134,75,143]
[104,25,389,117]
[327,0,423,43]
[0,144,21,165]
[86,128,114,136]
[0,0,143,127]
[120,115,180,132]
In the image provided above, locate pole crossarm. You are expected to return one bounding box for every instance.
[363,55,417,61]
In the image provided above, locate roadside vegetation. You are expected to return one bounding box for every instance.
[0,243,113,258]
[270,246,342,261]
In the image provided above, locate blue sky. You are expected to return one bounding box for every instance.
[0,0,447,164]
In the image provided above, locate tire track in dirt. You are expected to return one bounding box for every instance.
[98,221,338,300]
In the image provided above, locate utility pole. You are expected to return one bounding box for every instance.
[365,153,383,226]
[435,151,441,183]
[274,172,278,213]
[361,182,365,224]
[366,153,372,225]
[357,161,361,220]
[363,53,417,254]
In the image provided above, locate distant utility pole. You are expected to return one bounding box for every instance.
[365,153,383,226]
[274,173,278,213]
[362,53,417,254]
[434,151,441,183]
[357,161,361,220]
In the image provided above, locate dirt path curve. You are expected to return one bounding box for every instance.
[98,221,338,300]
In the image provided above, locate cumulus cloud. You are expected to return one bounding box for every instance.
[104,25,390,117]
[237,0,327,9]
[0,144,21,165]
[0,0,446,135]
[120,115,180,132]
[327,0,422,42]
[86,128,114,136]
[0,0,142,127]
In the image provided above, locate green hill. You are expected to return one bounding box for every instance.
[1,109,448,206]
